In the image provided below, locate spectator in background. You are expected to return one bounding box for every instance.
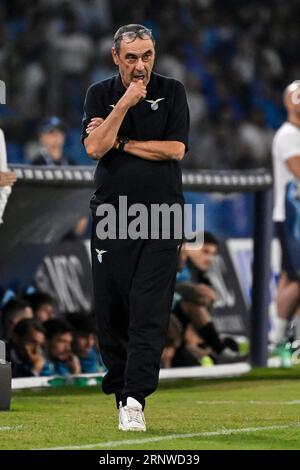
[0,128,16,224]
[1,299,33,340]
[6,319,50,377]
[30,115,88,238]
[161,314,184,368]
[50,15,93,78]
[31,115,88,239]
[172,233,241,363]
[161,313,207,368]
[31,117,74,166]
[186,232,219,285]
[271,81,300,345]
[48,13,94,126]
[66,312,106,373]
[238,108,273,168]
[73,0,112,36]
[23,291,56,323]
[44,318,81,376]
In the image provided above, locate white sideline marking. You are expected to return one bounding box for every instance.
[39,423,300,450]
[0,425,23,432]
[196,400,300,405]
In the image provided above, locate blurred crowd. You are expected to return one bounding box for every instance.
[0,293,106,377]
[0,231,244,378]
[1,0,299,169]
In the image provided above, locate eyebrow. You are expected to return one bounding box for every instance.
[125,49,153,58]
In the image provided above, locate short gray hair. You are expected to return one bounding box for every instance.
[113,24,155,55]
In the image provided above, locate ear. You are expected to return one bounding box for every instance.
[111,47,119,66]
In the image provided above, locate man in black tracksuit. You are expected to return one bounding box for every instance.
[82,24,189,431]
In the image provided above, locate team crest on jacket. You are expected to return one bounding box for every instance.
[96,249,107,263]
[145,98,165,111]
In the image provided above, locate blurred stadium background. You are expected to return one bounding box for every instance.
[0,0,300,451]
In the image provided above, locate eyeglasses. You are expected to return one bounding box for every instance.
[114,28,153,45]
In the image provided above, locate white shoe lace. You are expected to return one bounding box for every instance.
[124,406,145,425]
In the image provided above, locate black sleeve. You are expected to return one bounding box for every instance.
[81,84,106,146]
[164,80,190,152]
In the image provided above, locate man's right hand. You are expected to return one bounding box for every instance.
[24,344,46,374]
[0,171,17,187]
[121,80,147,108]
[68,353,81,374]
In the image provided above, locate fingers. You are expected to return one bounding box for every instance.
[86,117,104,134]
[5,172,16,182]
[86,118,103,134]
[137,77,146,96]
[86,125,98,134]
[135,81,147,97]
[0,171,17,187]
[128,81,147,100]
[139,88,147,100]
[89,117,104,125]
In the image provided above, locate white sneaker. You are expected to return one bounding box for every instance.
[118,397,146,432]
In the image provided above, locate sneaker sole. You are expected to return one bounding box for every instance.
[118,424,146,432]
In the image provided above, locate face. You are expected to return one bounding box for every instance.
[48,332,73,361]
[40,129,65,150]
[6,307,33,338]
[195,243,218,271]
[73,333,95,358]
[112,37,155,88]
[34,303,55,323]
[20,329,45,357]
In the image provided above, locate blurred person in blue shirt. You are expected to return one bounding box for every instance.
[23,291,56,323]
[172,233,242,363]
[6,319,52,377]
[66,312,106,373]
[31,117,74,166]
[31,117,88,239]
[44,319,81,376]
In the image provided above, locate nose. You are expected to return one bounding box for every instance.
[135,58,144,71]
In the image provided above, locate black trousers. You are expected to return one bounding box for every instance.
[91,218,180,409]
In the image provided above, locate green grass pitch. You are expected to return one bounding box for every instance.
[1,368,300,450]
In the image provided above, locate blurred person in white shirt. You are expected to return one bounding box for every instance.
[272,81,300,345]
[0,128,16,223]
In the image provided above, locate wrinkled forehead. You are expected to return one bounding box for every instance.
[118,37,155,56]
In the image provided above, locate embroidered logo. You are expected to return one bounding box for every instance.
[96,249,107,263]
[145,98,165,111]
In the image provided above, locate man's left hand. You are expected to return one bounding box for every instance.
[86,117,104,134]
